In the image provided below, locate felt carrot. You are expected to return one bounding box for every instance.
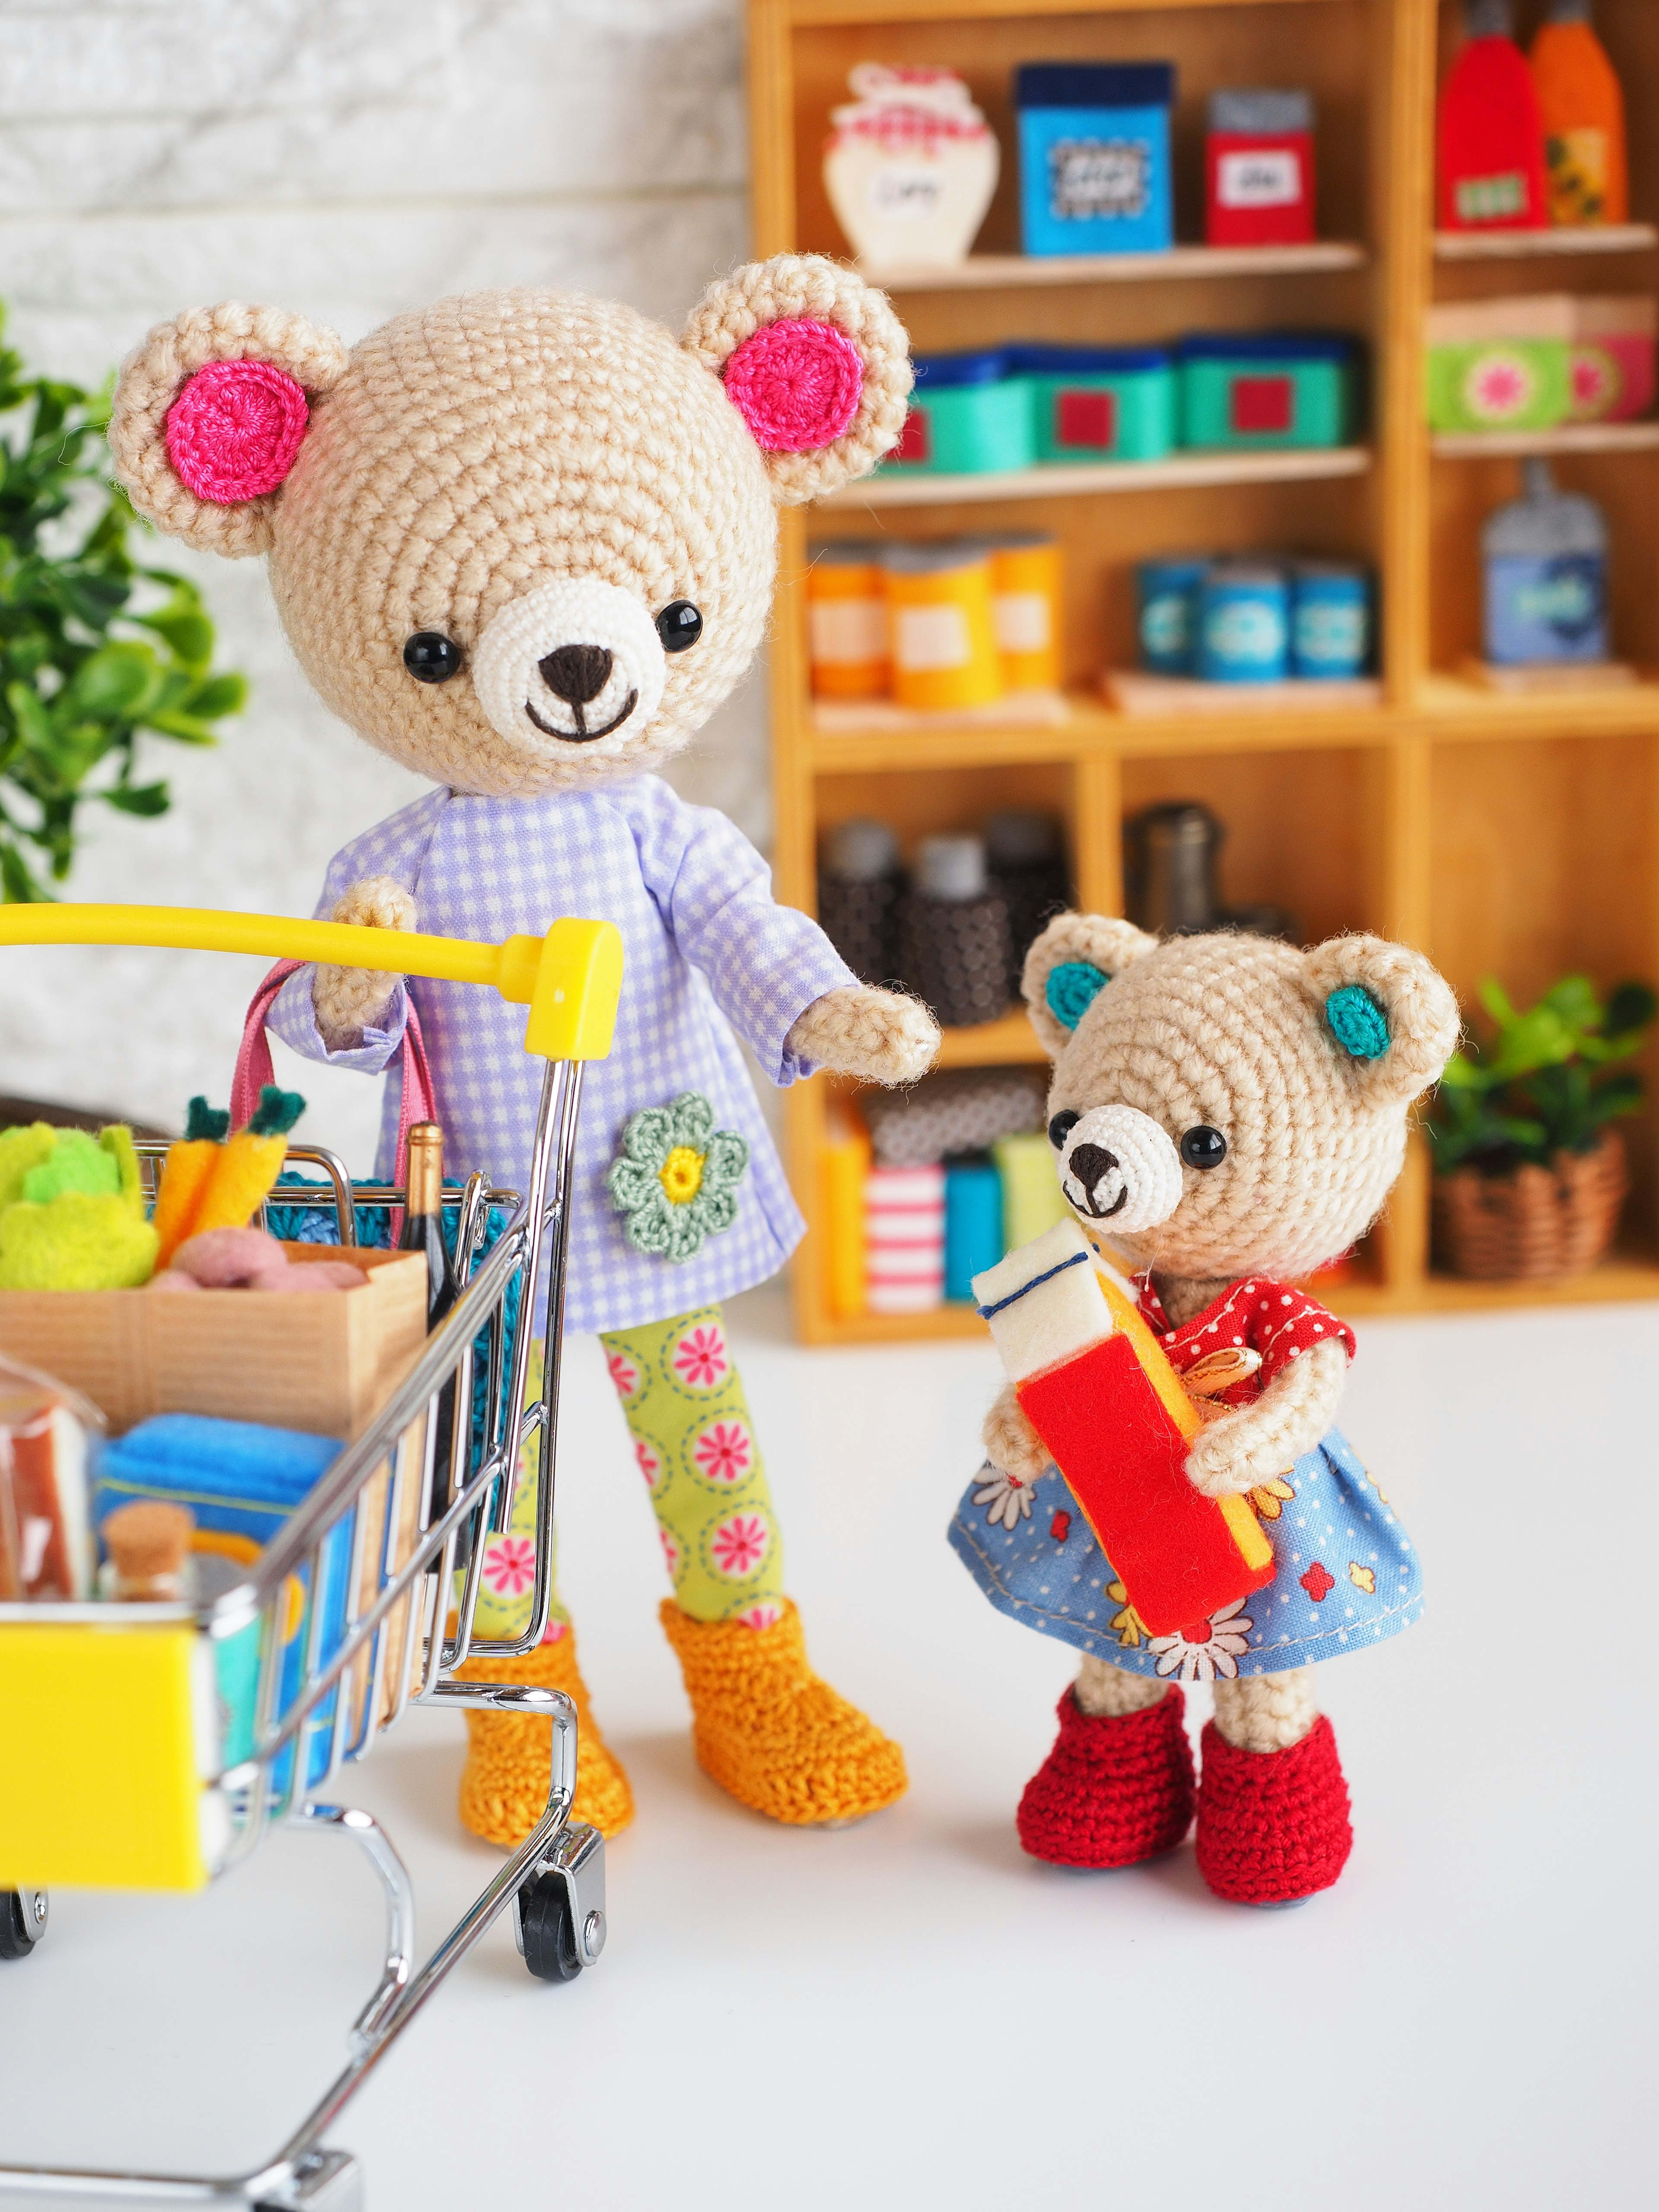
[188,1087,306,1239]
[152,1096,230,1267]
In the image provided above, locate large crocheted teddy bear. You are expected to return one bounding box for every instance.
[110,257,938,1844]
[949,914,1459,1905]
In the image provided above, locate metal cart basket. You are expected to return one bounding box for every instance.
[0,902,624,2211]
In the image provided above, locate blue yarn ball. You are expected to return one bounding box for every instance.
[1046,960,1109,1032]
[1326,983,1390,1060]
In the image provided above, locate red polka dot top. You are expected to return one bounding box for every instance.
[1135,1276,1355,1408]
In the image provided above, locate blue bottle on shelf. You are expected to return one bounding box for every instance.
[1483,460,1609,666]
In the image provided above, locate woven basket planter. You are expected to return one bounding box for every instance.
[1433,1128,1629,1281]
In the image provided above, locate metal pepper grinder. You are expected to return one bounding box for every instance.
[1125,801,1224,934]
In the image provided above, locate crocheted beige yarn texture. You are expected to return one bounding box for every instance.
[1024,922,1461,1286]
[109,258,913,802]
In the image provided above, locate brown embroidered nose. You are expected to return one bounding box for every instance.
[538,643,613,705]
[1066,1142,1125,1218]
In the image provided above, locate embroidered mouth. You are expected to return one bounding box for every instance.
[524,691,639,743]
[1068,1182,1128,1221]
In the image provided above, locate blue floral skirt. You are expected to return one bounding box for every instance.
[947,1429,1422,1680]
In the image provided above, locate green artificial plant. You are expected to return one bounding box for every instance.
[0,305,245,901]
[1427,973,1658,1177]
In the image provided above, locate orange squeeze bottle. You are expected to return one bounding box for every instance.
[1531,0,1628,228]
[973,1219,1275,1637]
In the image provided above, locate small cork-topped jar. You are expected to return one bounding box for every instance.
[898,833,1015,1030]
[818,817,905,986]
[102,1499,195,1602]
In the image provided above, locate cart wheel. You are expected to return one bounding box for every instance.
[518,1872,583,1983]
[0,1888,46,1961]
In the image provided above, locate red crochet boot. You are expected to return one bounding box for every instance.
[1195,1715,1353,1905]
[1016,1686,1195,1869]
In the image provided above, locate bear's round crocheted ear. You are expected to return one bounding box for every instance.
[1303,935,1462,1105]
[682,254,912,506]
[1021,913,1160,1060]
[109,304,349,558]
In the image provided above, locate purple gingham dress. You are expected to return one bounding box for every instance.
[268,779,854,1334]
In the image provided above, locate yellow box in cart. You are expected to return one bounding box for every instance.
[0,1619,212,1890]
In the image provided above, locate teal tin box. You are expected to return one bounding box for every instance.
[884,349,1034,476]
[1179,333,1358,450]
[1010,344,1176,463]
[1015,62,1176,257]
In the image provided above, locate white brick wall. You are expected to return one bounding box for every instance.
[0,0,768,1166]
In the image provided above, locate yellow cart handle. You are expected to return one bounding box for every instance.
[0,903,624,1062]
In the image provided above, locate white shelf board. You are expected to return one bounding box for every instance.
[1433,222,1657,262]
[1431,421,1659,459]
[862,241,1368,292]
[823,445,1373,510]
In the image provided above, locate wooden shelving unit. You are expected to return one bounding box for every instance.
[751,0,1659,1344]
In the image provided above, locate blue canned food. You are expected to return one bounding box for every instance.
[1136,553,1211,675]
[1290,560,1372,678]
[1198,563,1290,683]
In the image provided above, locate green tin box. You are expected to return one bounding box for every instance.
[1009,344,1176,464]
[1179,333,1357,451]
[882,350,1035,476]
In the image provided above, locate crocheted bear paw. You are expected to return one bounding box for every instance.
[785,982,940,1087]
[1016,1686,1195,1869]
[313,875,417,1049]
[1195,1714,1353,1905]
[457,1625,635,1847]
[660,1598,906,1826]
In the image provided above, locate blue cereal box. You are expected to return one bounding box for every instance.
[1015,63,1176,257]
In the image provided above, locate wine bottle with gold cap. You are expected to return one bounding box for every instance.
[400,1123,461,1531]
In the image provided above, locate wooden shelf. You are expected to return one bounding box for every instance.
[826,446,1373,512]
[1434,222,1658,262]
[754,0,1659,1346]
[863,242,1369,293]
[1432,422,1659,459]
[933,1010,1046,1068]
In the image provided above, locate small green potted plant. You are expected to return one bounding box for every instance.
[1427,972,1657,1279]
[0,305,245,905]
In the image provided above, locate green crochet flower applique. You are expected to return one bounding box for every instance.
[606,1092,749,1263]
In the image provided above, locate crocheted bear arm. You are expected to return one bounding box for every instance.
[1183,1334,1349,1499]
[683,254,912,506]
[312,877,418,1051]
[784,985,939,1087]
[108,302,348,558]
[981,1379,1050,1485]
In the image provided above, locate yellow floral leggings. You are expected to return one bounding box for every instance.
[471,1304,786,1641]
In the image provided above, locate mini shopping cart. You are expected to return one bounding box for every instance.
[0,902,624,2211]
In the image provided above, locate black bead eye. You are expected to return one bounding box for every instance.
[1179,1125,1228,1171]
[404,632,464,684]
[1048,1110,1081,1150]
[656,600,703,653]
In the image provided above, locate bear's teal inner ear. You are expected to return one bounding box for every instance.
[1046,961,1109,1032]
[1326,983,1390,1060]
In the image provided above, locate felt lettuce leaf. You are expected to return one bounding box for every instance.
[0,1122,158,1290]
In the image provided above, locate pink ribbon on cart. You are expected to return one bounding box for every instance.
[234,960,436,1244]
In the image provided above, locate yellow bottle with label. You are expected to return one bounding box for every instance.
[884,540,1004,712]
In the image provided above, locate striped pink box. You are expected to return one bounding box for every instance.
[864,1163,946,1315]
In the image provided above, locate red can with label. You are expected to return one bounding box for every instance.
[1205,89,1315,247]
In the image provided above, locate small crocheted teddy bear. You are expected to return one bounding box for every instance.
[950,913,1459,1905]
[109,258,938,1845]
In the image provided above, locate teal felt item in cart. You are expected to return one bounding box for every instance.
[1179,333,1357,451]
[96,1415,351,1788]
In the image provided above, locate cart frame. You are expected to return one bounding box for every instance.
[0,903,624,2210]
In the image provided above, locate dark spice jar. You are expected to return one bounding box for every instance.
[985,807,1069,970]
[817,816,904,985]
[898,833,1016,1029]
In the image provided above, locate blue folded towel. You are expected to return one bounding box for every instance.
[97,1414,353,1789]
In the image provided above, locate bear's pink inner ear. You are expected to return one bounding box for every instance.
[721,317,864,453]
[163,358,311,506]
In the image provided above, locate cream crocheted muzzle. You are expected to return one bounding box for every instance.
[1055,1104,1183,1234]
[471,577,668,757]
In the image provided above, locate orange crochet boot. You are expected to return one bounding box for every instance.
[659,1598,906,1826]
[456,1624,634,1847]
